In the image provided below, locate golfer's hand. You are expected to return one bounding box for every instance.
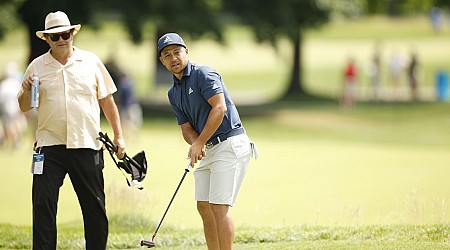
[188,142,206,167]
[114,136,126,159]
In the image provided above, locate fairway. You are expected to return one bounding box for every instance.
[1,102,450,230]
[1,15,450,249]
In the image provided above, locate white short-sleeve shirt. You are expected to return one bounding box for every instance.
[22,47,116,150]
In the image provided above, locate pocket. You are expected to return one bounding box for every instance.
[230,134,251,158]
[95,149,105,170]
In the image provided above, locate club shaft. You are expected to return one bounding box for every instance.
[99,132,142,169]
[153,169,189,236]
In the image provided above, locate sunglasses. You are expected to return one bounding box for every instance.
[47,32,71,42]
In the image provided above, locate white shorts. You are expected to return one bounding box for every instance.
[194,133,252,206]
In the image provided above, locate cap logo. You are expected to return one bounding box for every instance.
[163,36,173,44]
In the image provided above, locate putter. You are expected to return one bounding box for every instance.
[141,162,192,248]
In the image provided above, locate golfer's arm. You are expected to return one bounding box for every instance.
[179,93,226,146]
[180,122,198,145]
[196,93,226,145]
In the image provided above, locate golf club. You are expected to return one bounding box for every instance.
[140,162,192,248]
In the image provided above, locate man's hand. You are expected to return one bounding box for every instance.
[21,75,34,91]
[18,75,35,112]
[114,136,126,159]
[188,141,206,167]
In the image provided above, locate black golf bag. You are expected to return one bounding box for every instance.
[97,132,147,189]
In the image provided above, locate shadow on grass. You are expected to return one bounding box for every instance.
[139,92,445,120]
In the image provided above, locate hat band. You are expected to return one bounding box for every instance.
[46,24,72,31]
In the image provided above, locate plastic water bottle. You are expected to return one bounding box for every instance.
[30,73,39,108]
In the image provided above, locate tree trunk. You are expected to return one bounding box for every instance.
[281,31,307,100]
[18,2,49,64]
[25,25,49,64]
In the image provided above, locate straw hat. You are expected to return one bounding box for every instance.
[36,11,81,40]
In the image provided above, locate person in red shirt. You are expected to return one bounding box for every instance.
[341,58,358,107]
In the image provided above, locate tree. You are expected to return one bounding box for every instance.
[365,0,439,15]
[9,0,450,99]
[14,0,329,99]
[15,0,226,86]
[223,0,329,100]
[0,0,23,40]
[109,0,225,84]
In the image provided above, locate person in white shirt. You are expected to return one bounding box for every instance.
[0,61,26,148]
[17,11,125,250]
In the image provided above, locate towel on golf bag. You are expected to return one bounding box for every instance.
[117,151,147,182]
[97,132,147,188]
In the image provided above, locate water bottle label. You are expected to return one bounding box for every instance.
[30,75,39,108]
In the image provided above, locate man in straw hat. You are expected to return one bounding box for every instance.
[17,11,125,250]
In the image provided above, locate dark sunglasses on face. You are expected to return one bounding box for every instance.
[47,32,71,42]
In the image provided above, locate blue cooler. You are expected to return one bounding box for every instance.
[436,71,449,101]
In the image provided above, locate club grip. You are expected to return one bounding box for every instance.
[185,162,192,172]
[98,132,118,152]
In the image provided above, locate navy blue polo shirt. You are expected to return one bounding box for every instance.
[168,61,243,140]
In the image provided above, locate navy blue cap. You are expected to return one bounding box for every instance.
[157,33,186,56]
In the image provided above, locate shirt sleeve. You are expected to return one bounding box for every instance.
[199,67,224,101]
[95,55,117,99]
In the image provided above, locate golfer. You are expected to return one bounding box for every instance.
[17,11,125,250]
[158,33,257,250]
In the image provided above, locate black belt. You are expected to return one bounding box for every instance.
[206,128,245,149]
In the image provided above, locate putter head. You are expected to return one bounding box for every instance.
[140,239,155,248]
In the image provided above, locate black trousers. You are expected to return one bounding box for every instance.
[32,145,108,250]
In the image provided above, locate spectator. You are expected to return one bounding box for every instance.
[407,51,420,100]
[340,57,358,108]
[117,72,143,134]
[388,51,405,100]
[367,43,383,101]
[0,61,27,148]
[430,7,443,34]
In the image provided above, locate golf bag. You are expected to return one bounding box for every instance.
[97,132,147,189]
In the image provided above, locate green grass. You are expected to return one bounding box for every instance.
[1,102,450,249]
[1,220,449,249]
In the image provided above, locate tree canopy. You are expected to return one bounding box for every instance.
[223,0,330,99]
[2,0,448,100]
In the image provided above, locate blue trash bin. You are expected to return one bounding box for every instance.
[436,71,449,101]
